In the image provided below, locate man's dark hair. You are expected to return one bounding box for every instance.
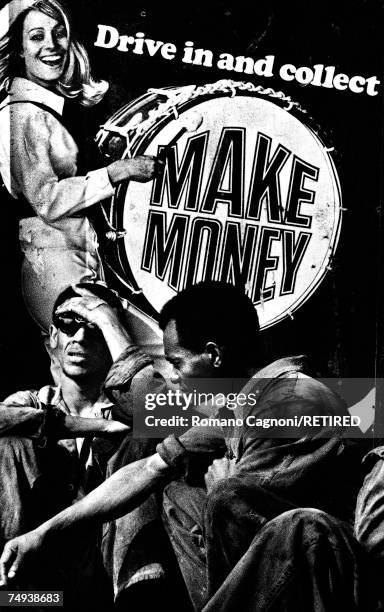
[52,283,124,326]
[159,281,262,366]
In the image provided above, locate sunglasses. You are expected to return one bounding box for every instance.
[54,317,99,337]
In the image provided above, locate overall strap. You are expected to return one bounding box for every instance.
[4,99,70,131]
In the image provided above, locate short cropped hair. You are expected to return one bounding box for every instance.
[52,283,124,326]
[159,281,261,366]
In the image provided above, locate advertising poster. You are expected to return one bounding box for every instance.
[0,0,383,609]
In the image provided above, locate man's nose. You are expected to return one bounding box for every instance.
[72,325,87,342]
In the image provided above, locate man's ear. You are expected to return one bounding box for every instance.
[49,324,58,350]
[205,341,223,368]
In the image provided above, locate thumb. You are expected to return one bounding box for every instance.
[7,546,24,580]
[0,542,18,585]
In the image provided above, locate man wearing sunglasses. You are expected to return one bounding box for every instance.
[0,283,175,610]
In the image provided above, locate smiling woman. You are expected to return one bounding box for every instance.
[0,0,159,331]
[21,10,69,88]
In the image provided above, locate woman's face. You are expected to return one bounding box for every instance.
[21,10,69,88]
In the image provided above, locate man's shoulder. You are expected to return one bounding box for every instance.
[3,385,60,409]
[244,355,309,396]
[267,373,342,403]
[3,389,40,408]
[256,355,309,377]
[245,356,345,414]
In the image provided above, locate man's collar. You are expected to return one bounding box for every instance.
[8,77,65,115]
[38,384,114,417]
[253,355,309,381]
[239,355,309,398]
[93,392,115,415]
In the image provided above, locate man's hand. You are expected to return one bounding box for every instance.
[55,287,118,330]
[204,457,237,493]
[54,287,132,361]
[0,531,44,586]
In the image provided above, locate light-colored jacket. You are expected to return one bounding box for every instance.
[0,77,114,328]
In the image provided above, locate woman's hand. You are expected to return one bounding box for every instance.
[107,156,163,185]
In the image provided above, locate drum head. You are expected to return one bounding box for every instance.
[100,80,342,330]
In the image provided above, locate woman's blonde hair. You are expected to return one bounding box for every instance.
[0,0,108,106]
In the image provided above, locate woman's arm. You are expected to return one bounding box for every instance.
[10,107,157,224]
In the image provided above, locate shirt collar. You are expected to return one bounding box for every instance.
[8,77,65,115]
[239,355,309,399]
[253,355,309,381]
[39,384,114,417]
[93,392,115,415]
[208,356,309,417]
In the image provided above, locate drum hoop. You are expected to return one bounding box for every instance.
[97,80,309,153]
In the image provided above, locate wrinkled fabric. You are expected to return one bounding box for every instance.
[0,435,110,612]
[156,357,365,523]
[0,78,114,220]
[1,384,116,494]
[1,349,368,606]
[101,434,164,599]
[104,345,155,398]
[163,479,376,611]
[355,445,384,606]
[0,78,114,329]
[0,382,165,600]
[0,405,46,438]
[19,216,103,330]
[203,508,376,612]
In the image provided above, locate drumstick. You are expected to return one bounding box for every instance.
[166,111,204,148]
[119,113,143,159]
[123,110,202,160]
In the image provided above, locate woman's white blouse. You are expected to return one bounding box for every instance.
[0,77,114,222]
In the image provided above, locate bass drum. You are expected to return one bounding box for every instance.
[97,79,342,352]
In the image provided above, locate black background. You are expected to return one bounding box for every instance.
[0,0,383,398]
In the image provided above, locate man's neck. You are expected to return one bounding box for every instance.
[60,376,103,417]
